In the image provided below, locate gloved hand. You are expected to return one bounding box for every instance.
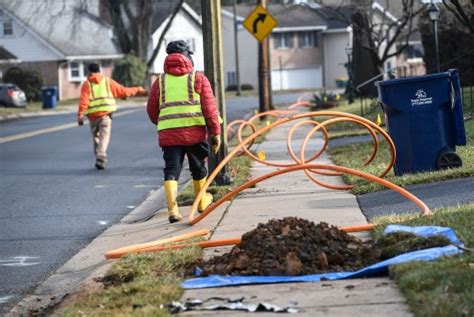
[138,87,148,96]
[210,135,221,154]
[77,115,84,126]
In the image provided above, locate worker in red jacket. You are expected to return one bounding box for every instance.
[147,40,222,223]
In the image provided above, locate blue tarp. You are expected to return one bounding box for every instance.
[182,225,463,289]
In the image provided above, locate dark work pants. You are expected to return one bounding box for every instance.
[163,141,209,181]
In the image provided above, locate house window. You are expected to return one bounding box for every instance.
[68,61,90,81]
[298,31,317,48]
[0,12,14,36]
[273,33,294,49]
[227,71,236,86]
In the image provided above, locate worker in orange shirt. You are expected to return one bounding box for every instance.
[77,63,147,169]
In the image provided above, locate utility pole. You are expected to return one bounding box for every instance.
[258,0,271,117]
[233,0,241,96]
[267,36,273,110]
[201,0,231,185]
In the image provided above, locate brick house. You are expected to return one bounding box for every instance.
[0,1,122,100]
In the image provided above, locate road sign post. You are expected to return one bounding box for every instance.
[242,4,278,42]
[243,2,277,118]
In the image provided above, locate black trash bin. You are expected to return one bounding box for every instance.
[42,86,57,109]
[376,69,466,175]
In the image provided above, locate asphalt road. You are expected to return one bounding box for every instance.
[0,107,163,313]
[328,135,474,221]
[0,93,304,313]
[358,177,474,221]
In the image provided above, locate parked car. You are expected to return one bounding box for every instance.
[0,83,27,107]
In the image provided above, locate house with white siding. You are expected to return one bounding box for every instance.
[0,1,122,100]
[149,3,204,75]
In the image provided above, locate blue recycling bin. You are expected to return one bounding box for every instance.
[42,86,57,109]
[377,69,466,175]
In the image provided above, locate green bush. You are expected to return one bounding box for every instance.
[3,67,44,101]
[310,90,341,110]
[226,84,238,91]
[241,83,254,90]
[112,54,147,87]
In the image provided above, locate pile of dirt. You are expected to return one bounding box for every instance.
[199,217,452,276]
[376,231,452,260]
[200,217,379,276]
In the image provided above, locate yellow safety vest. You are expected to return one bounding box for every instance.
[157,71,206,131]
[85,78,117,115]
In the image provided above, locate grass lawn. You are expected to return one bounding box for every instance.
[310,97,384,139]
[61,246,203,317]
[373,203,474,317]
[177,154,252,206]
[462,86,473,119]
[224,88,312,100]
[328,119,474,195]
[0,98,78,116]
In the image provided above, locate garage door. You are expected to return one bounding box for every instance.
[271,66,322,90]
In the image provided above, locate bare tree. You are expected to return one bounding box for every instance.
[442,0,474,33]
[315,0,425,72]
[306,0,425,95]
[103,0,184,67]
[147,0,185,68]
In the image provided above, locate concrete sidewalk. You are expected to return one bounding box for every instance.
[180,121,412,316]
[10,119,413,316]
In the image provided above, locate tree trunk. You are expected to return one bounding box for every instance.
[351,0,379,97]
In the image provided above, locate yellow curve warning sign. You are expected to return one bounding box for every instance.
[243,5,278,42]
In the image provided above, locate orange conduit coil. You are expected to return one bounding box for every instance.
[104,229,209,259]
[288,100,311,109]
[190,163,430,225]
[189,110,430,225]
[231,111,394,190]
[234,110,391,174]
[131,224,378,253]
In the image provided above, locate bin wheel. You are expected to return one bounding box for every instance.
[436,152,462,170]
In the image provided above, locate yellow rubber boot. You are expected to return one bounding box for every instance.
[193,178,213,212]
[164,180,182,223]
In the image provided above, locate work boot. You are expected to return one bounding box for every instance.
[193,177,213,213]
[95,158,106,170]
[164,180,182,223]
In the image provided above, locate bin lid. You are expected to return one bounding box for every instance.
[377,71,453,112]
[377,71,450,87]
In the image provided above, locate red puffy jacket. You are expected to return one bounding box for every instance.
[147,53,221,147]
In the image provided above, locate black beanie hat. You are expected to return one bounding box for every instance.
[166,40,194,55]
[166,40,194,65]
[88,63,100,73]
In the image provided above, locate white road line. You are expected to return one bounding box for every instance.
[0,295,14,304]
[0,109,138,144]
[0,256,40,267]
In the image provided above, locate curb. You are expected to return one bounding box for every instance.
[121,171,192,224]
